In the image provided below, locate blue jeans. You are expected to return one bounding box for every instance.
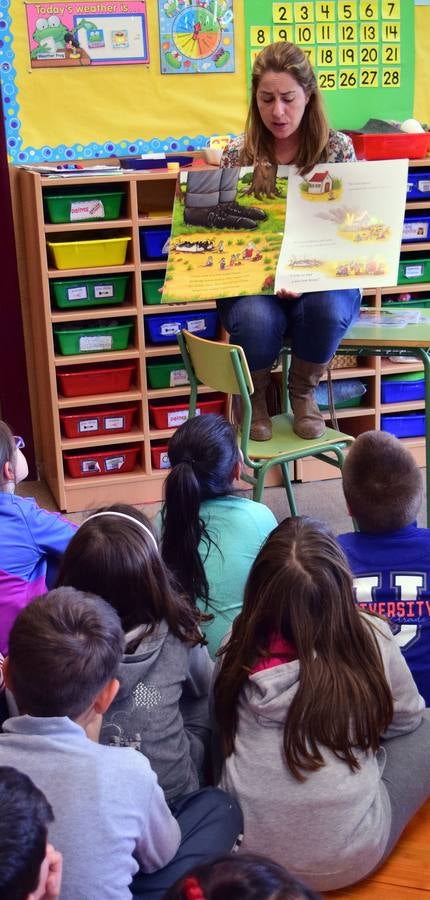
[217,290,362,369]
[131,788,243,899]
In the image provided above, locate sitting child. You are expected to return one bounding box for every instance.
[0,419,76,653]
[160,414,277,656]
[0,587,242,900]
[338,430,430,704]
[0,765,62,899]
[164,853,321,899]
[57,505,213,804]
[213,517,430,892]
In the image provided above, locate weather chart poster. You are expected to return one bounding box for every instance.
[25,0,149,67]
[158,0,235,74]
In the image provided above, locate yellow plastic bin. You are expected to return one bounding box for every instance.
[47,236,131,270]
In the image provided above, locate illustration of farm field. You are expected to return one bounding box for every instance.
[162,169,288,303]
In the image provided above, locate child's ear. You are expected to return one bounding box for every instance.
[2,657,11,691]
[3,461,14,482]
[93,678,119,715]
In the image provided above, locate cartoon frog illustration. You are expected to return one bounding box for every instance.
[31,15,69,57]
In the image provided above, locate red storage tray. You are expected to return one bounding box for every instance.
[57,363,135,398]
[151,443,170,469]
[63,445,139,478]
[60,404,137,438]
[149,393,225,430]
[347,132,430,161]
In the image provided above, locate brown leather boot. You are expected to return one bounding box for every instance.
[250,368,272,441]
[288,355,327,440]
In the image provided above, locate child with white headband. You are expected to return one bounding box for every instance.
[57,503,213,804]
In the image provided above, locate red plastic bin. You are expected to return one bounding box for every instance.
[64,445,139,478]
[149,393,225,430]
[151,443,170,470]
[57,363,135,398]
[347,132,430,161]
[60,404,137,438]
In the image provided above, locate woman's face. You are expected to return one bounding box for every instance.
[256,69,309,143]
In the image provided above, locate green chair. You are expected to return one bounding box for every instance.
[177,329,355,515]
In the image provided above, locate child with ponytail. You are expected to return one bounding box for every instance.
[161,414,277,657]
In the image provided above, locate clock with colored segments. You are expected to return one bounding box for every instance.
[158,0,235,74]
[244,0,415,130]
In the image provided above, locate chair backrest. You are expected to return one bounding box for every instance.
[180,330,254,396]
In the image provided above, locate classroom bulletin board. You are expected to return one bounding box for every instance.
[244,0,415,130]
[0,0,429,164]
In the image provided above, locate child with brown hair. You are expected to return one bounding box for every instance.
[0,419,76,654]
[57,504,213,803]
[338,430,430,704]
[213,517,430,892]
[0,587,242,900]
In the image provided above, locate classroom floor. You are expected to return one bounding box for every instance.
[18,471,428,534]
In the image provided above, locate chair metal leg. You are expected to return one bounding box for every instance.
[280,462,298,516]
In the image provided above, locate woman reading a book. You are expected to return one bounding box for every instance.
[218,41,361,441]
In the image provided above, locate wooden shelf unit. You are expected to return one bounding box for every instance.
[17,159,430,508]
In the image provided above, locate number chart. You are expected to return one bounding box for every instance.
[245,1,415,129]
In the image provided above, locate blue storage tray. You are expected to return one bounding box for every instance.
[407,172,430,200]
[145,309,218,344]
[381,412,426,438]
[402,216,430,243]
[140,227,171,259]
[381,378,425,403]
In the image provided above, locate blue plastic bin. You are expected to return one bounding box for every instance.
[145,309,218,344]
[140,227,171,260]
[381,412,426,438]
[402,216,430,243]
[381,374,425,403]
[407,172,430,200]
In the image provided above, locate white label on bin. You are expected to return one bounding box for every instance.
[105,455,125,471]
[160,451,170,469]
[70,199,105,221]
[167,408,200,428]
[67,286,88,301]
[94,284,114,299]
[170,368,189,386]
[160,322,181,336]
[418,180,430,193]
[78,417,99,433]
[402,221,429,240]
[162,237,170,255]
[79,335,113,352]
[103,415,125,430]
[187,318,205,333]
[404,264,424,278]
[81,459,101,474]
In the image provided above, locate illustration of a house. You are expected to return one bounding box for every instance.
[307,171,333,194]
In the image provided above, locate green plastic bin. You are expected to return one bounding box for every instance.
[53,321,133,355]
[398,257,430,285]
[44,191,124,224]
[383,298,430,310]
[147,357,190,389]
[51,274,130,309]
[142,275,164,305]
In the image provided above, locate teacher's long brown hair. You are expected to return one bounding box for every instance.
[214,517,393,781]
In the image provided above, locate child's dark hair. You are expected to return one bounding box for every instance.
[161,415,239,609]
[215,517,393,780]
[8,586,124,718]
[163,853,321,900]
[342,430,423,533]
[0,421,15,490]
[57,503,203,648]
[0,766,54,900]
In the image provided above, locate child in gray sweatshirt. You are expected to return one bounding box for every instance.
[57,503,213,803]
[213,517,430,892]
